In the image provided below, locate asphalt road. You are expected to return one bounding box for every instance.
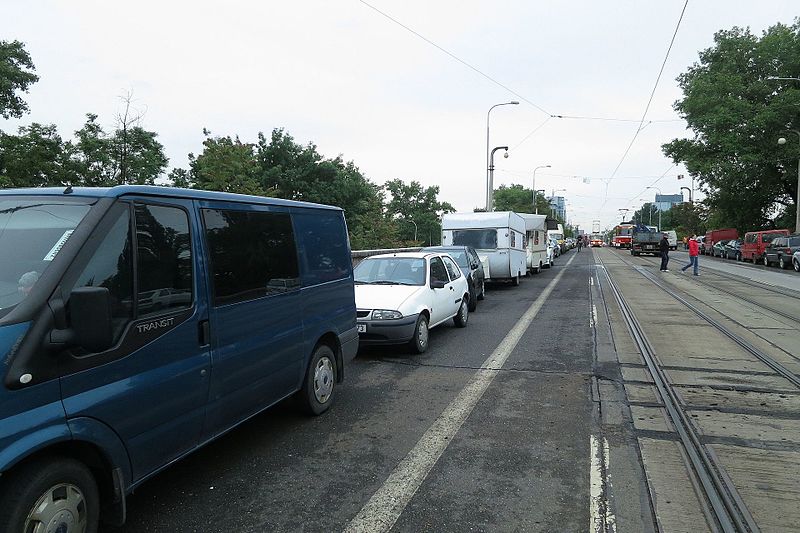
[116,249,613,533]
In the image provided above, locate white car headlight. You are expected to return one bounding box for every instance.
[371,309,403,320]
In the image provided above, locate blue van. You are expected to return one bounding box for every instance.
[0,186,358,532]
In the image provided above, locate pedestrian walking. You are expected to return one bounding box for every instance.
[681,235,700,275]
[659,233,670,271]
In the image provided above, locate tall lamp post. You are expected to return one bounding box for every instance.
[488,146,509,212]
[409,219,418,242]
[778,130,800,232]
[486,101,519,211]
[646,186,662,230]
[532,165,551,213]
[680,186,692,203]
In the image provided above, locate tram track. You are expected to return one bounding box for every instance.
[631,253,800,326]
[595,252,760,533]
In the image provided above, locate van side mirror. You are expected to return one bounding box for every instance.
[430,280,447,289]
[70,287,114,352]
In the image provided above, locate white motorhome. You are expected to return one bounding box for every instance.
[441,212,526,285]
[519,213,549,273]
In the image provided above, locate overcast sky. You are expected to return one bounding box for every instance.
[3,1,797,231]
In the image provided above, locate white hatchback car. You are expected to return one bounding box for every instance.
[353,252,471,353]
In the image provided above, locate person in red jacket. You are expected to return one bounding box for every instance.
[681,235,700,275]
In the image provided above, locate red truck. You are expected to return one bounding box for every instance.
[703,228,738,255]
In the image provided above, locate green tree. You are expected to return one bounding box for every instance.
[493,183,551,214]
[167,167,192,188]
[662,20,800,232]
[0,123,74,188]
[256,128,393,247]
[189,130,261,194]
[383,179,455,246]
[0,40,39,120]
[109,126,168,185]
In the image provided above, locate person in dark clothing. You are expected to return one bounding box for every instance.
[659,233,670,271]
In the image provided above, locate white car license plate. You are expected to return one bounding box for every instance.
[357,323,367,333]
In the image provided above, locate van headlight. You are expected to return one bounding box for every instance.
[371,310,403,320]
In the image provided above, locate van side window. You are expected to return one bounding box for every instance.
[430,257,449,283]
[202,209,300,305]
[135,204,193,318]
[745,234,756,243]
[71,207,133,341]
[293,211,350,285]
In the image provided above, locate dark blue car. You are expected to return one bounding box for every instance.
[0,186,358,532]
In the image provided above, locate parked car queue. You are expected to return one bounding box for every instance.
[696,228,800,272]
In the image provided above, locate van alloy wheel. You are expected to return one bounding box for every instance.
[25,483,89,533]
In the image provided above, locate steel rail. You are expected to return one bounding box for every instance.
[617,253,800,389]
[596,254,756,533]
[633,254,800,325]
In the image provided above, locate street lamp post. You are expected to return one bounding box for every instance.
[778,129,800,232]
[680,186,692,203]
[409,219,418,242]
[646,186,662,230]
[488,146,509,212]
[486,101,519,211]
[532,165,551,214]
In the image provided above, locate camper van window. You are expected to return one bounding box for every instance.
[135,204,193,318]
[202,209,300,305]
[452,229,497,250]
[0,196,93,319]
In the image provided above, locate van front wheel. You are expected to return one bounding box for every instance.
[0,457,100,533]
[300,345,337,415]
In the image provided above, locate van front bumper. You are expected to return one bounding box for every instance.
[356,314,419,345]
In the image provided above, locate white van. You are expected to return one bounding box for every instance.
[519,213,548,273]
[665,230,678,250]
[441,212,527,285]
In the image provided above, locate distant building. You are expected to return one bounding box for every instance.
[549,196,566,220]
[654,193,683,211]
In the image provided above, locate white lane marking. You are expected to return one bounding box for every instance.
[590,435,603,531]
[344,254,578,533]
[590,435,617,533]
[591,304,598,329]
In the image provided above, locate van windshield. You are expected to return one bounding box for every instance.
[452,229,497,250]
[0,196,94,319]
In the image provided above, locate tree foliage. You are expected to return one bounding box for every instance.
[384,179,455,246]
[0,123,71,188]
[493,184,551,215]
[662,20,800,231]
[0,40,39,120]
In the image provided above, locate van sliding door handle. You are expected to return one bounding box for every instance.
[198,320,210,346]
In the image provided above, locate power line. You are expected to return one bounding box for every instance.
[551,114,682,123]
[605,0,689,182]
[510,116,552,151]
[358,0,551,116]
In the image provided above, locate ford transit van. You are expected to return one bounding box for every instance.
[0,186,358,531]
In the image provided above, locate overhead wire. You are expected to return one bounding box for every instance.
[606,0,689,183]
[358,0,551,116]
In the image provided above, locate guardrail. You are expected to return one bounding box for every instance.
[351,247,422,266]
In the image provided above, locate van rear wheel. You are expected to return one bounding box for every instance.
[0,457,99,533]
[300,345,337,415]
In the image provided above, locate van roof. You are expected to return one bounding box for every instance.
[0,185,342,211]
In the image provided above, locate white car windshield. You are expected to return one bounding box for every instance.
[354,257,426,286]
[0,196,94,318]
